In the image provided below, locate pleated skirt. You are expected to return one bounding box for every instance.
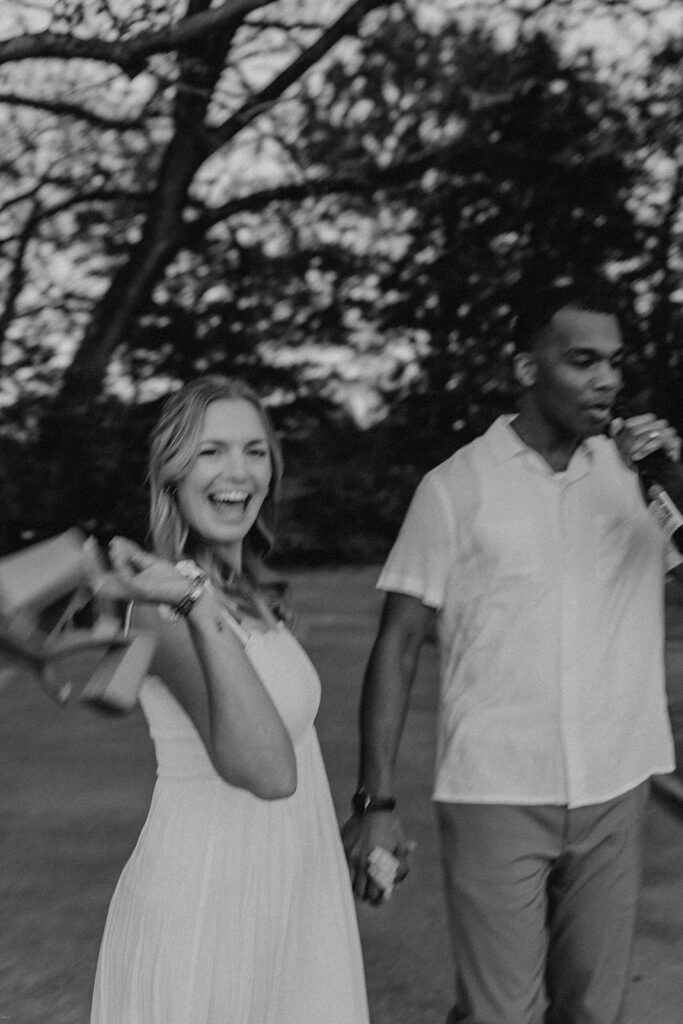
[90,729,369,1024]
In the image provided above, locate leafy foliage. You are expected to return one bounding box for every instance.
[1,2,683,559]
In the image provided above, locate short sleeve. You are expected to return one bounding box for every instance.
[377,473,455,610]
[665,543,682,574]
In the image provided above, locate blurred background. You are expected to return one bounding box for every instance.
[1,0,683,564]
[2,5,683,1023]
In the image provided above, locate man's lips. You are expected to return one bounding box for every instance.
[584,402,614,417]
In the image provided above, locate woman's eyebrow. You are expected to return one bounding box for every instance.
[198,436,268,445]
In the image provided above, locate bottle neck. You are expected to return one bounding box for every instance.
[638,449,673,473]
[637,449,683,489]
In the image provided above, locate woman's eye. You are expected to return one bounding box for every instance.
[198,447,218,458]
[248,448,268,458]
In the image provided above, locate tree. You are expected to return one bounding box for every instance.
[0,0,394,405]
[615,36,683,426]
[272,14,642,450]
[1,0,681,555]
[0,0,676,409]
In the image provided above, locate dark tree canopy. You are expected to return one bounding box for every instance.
[1,0,682,558]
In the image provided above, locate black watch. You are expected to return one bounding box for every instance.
[352,786,397,816]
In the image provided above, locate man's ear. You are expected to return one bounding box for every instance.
[513,351,537,388]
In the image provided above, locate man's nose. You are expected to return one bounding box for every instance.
[595,360,621,390]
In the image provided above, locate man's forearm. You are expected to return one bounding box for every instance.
[358,633,420,794]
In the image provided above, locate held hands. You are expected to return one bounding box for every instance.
[99,537,191,608]
[610,414,681,467]
[341,810,415,906]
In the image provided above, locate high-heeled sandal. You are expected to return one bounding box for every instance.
[42,597,157,713]
[0,530,156,713]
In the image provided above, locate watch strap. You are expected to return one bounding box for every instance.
[352,786,397,815]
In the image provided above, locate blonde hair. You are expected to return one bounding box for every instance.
[148,376,283,585]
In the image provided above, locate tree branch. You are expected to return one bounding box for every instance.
[0,0,274,75]
[0,91,147,130]
[0,186,151,237]
[180,137,620,245]
[207,0,390,151]
[0,197,42,352]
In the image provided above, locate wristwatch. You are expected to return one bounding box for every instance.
[351,785,397,816]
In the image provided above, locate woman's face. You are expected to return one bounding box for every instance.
[176,398,273,568]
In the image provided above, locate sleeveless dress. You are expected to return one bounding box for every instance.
[90,614,370,1024]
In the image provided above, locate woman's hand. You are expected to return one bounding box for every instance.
[106,537,190,607]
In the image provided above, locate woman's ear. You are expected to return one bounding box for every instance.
[513,351,538,388]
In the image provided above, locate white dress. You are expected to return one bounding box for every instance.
[90,615,370,1024]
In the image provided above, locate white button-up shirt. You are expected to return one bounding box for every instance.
[378,416,676,808]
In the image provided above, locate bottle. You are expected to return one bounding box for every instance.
[636,449,683,553]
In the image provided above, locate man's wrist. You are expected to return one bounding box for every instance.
[351,785,397,816]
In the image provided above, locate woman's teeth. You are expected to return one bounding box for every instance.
[210,490,250,512]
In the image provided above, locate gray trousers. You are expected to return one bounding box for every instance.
[436,784,648,1024]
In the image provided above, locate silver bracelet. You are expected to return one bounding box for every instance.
[172,575,207,618]
[158,562,208,622]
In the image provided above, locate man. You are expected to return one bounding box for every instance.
[342,281,682,1024]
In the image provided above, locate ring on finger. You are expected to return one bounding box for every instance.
[649,431,661,441]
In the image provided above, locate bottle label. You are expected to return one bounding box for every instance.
[647,485,683,539]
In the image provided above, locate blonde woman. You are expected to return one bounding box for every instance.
[90,376,369,1024]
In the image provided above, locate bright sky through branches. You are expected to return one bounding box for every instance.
[1,0,682,424]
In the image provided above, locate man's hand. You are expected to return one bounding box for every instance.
[611,414,681,467]
[341,810,414,906]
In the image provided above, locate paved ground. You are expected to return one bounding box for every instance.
[1,567,682,1024]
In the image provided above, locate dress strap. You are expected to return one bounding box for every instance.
[216,606,253,645]
[212,578,281,645]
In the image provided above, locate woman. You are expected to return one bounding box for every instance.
[90,376,370,1024]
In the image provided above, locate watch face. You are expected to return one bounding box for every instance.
[352,790,370,815]
[352,789,396,814]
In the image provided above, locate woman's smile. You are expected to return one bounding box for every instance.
[208,489,252,516]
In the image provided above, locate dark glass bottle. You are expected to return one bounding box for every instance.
[637,450,683,553]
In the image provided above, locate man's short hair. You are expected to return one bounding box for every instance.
[512,280,621,352]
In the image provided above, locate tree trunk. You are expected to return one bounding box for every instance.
[59,0,236,406]
[43,3,237,523]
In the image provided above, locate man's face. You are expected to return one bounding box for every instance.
[526,307,623,439]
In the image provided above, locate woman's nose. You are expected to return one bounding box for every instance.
[221,450,247,478]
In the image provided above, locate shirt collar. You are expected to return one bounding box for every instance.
[488,415,597,475]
